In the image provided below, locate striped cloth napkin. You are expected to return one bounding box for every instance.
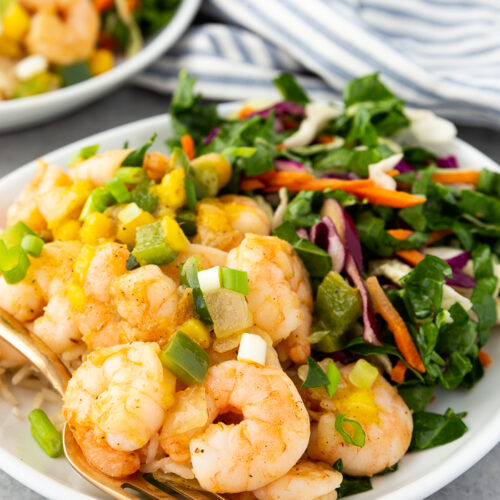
[134,0,500,128]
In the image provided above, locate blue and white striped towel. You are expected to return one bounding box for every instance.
[134,0,500,128]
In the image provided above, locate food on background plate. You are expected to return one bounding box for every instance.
[0,71,499,498]
[0,0,180,100]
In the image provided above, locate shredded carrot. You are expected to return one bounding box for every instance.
[386,170,399,177]
[395,249,425,267]
[348,185,427,208]
[180,134,195,161]
[238,106,257,120]
[240,178,265,191]
[387,229,414,240]
[425,229,453,245]
[478,350,492,367]
[366,276,425,373]
[391,360,408,384]
[387,228,452,247]
[265,171,315,186]
[93,0,114,12]
[298,178,375,192]
[276,143,288,151]
[431,170,480,186]
[316,134,336,144]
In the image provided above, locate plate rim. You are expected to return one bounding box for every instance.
[0,109,499,500]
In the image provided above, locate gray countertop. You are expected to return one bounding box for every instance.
[0,85,498,499]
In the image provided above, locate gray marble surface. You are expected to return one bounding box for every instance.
[0,85,498,499]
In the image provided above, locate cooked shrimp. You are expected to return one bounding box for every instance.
[7,160,71,233]
[143,152,170,180]
[0,240,80,325]
[24,0,99,65]
[195,195,271,251]
[69,149,131,186]
[306,361,412,476]
[226,235,313,363]
[113,265,186,343]
[83,243,128,303]
[63,342,176,477]
[189,360,310,493]
[253,460,343,500]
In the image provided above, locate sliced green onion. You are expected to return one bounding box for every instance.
[176,210,197,237]
[335,414,366,447]
[184,176,197,211]
[58,61,91,87]
[179,256,212,324]
[79,187,114,220]
[160,331,209,385]
[132,221,177,266]
[69,144,99,166]
[105,177,132,204]
[301,356,330,389]
[0,241,30,284]
[28,409,63,458]
[221,146,257,158]
[1,221,36,248]
[126,253,140,271]
[170,147,190,170]
[197,266,221,294]
[114,167,147,185]
[131,180,158,214]
[348,359,379,389]
[21,234,44,258]
[220,266,249,295]
[326,361,341,398]
[121,134,156,167]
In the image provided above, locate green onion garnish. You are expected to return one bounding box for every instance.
[132,221,177,266]
[335,414,366,447]
[326,361,341,398]
[160,331,209,385]
[28,409,63,458]
[179,256,212,324]
[69,144,99,166]
[184,176,197,211]
[79,187,114,220]
[1,221,37,248]
[21,234,44,258]
[220,266,249,295]
[130,180,158,214]
[105,178,132,204]
[0,243,30,284]
[176,210,197,237]
[114,167,147,185]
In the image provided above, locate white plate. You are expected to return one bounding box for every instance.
[0,108,499,500]
[0,0,200,133]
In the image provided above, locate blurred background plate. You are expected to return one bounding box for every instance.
[0,0,200,133]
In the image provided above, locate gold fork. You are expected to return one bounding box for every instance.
[0,307,223,500]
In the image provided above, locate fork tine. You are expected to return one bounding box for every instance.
[143,474,225,500]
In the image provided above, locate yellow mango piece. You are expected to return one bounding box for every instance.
[67,280,87,312]
[80,213,115,245]
[161,215,189,252]
[2,3,30,41]
[116,202,156,247]
[88,49,114,76]
[158,168,187,210]
[178,318,211,349]
[73,245,96,282]
[52,219,81,241]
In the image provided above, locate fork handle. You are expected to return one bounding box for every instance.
[0,308,71,397]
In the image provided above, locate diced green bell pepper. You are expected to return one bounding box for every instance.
[132,221,177,266]
[313,271,362,352]
[160,331,209,385]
